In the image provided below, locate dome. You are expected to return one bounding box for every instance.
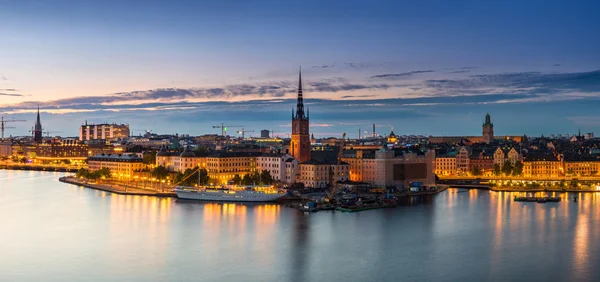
[156,146,170,157]
[389,130,396,137]
[180,146,196,158]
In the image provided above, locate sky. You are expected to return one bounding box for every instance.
[0,0,599,138]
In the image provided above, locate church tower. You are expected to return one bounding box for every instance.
[482,113,494,144]
[290,67,311,162]
[33,105,43,143]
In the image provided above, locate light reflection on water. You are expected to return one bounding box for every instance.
[1,170,600,282]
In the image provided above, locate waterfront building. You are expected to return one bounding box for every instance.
[456,146,470,174]
[563,155,600,177]
[206,152,260,185]
[297,159,349,189]
[256,153,297,184]
[79,122,130,141]
[522,153,561,178]
[33,106,43,143]
[374,145,435,189]
[290,68,311,163]
[0,141,12,157]
[87,154,144,179]
[469,149,494,175]
[25,139,89,162]
[435,153,457,176]
[494,147,521,166]
[155,146,208,172]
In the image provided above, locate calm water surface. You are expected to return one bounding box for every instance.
[1,171,600,282]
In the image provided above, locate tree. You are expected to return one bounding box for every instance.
[571,179,579,188]
[76,168,90,178]
[470,166,482,176]
[152,165,170,180]
[20,157,28,163]
[96,167,111,179]
[198,168,210,185]
[512,161,524,176]
[241,174,253,185]
[502,160,513,176]
[493,164,501,176]
[231,174,242,185]
[260,170,274,185]
[143,152,156,165]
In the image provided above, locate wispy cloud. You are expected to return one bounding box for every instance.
[0,88,18,92]
[370,70,434,79]
[0,92,22,97]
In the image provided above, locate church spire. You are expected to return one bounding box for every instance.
[294,66,305,120]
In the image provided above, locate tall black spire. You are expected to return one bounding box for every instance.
[34,104,43,143]
[294,66,306,120]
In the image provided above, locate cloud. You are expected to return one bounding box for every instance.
[449,70,471,74]
[311,63,335,69]
[0,76,7,81]
[0,88,18,91]
[0,93,22,97]
[370,70,434,79]
[552,64,561,67]
[340,95,376,99]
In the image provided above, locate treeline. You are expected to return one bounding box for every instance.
[75,168,111,179]
[230,170,274,186]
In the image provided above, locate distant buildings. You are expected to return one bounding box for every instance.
[260,130,270,138]
[429,113,522,144]
[256,154,297,184]
[79,122,130,141]
[298,159,350,189]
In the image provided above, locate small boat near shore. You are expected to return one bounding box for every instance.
[514,196,561,203]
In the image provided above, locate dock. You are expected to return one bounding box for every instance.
[59,176,177,197]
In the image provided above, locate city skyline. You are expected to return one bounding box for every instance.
[1,0,599,137]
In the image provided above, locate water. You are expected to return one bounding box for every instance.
[1,170,600,282]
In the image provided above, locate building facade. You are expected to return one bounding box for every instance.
[79,123,130,141]
[290,69,311,163]
[298,159,350,189]
[87,154,144,179]
[523,154,561,178]
[435,156,456,176]
[256,154,298,184]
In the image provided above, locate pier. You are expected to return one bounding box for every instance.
[59,176,176,197]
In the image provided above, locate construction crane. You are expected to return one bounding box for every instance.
[43,130,63,137]
[236,128,255,139]
[1,117,26,141]
[212,123,244,137]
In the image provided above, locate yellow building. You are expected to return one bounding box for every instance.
[298,159,350,189]
[435,156,456,176]
[563,156,600,177]
[523,154,561,177]
[206,152,260,184]
[87,154,144,180]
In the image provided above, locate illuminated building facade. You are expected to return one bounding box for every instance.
[298,159,349,189]
[205,152,259,184]
[256,154,297,184]
[27,139,89,161]
[79,122,130,141]
[87,154,144,179]
[522,154,561,177]
[435,155,456,176]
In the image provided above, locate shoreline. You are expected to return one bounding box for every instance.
[489,186,599,193]
[59,176,177,198]
[1,165,79,173]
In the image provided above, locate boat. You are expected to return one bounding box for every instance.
[174,186,285,202]
[514,196,561,203]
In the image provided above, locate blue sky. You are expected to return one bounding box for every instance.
[0,0,599,138]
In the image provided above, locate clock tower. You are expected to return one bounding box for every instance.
[290,67,311,162]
